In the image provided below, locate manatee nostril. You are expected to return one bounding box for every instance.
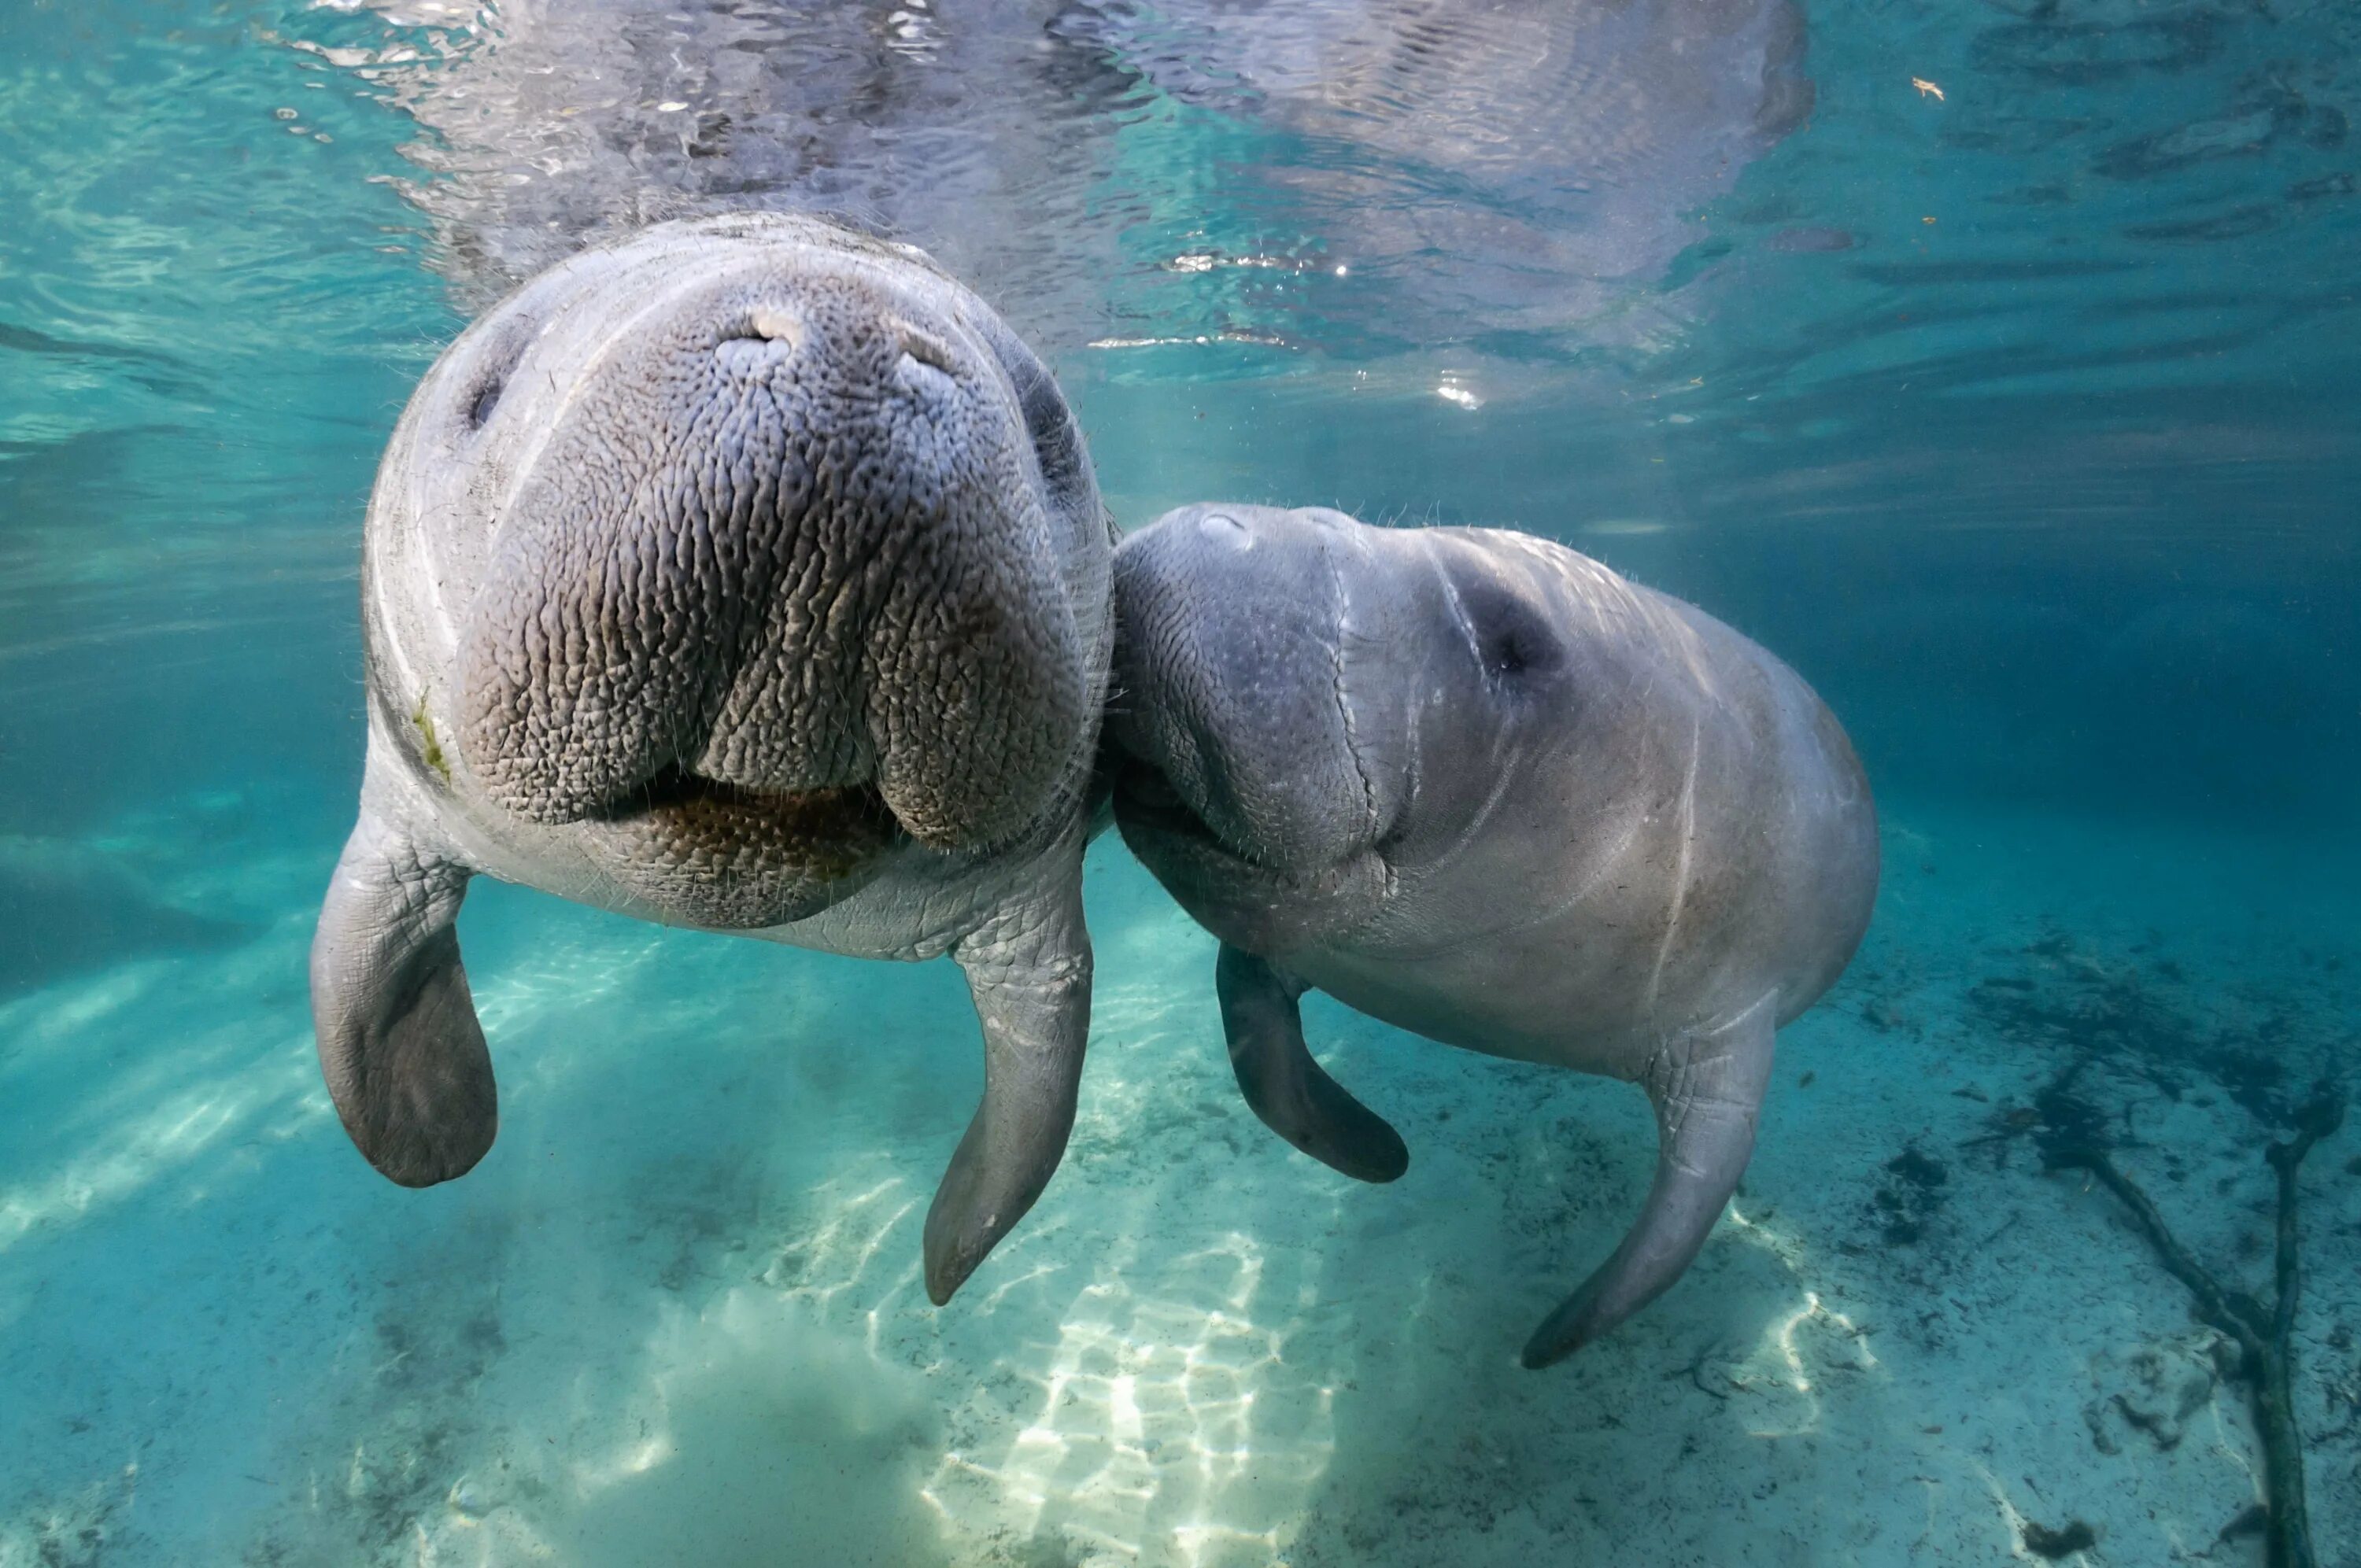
[1197,511,1254,550]
[745,306,803,347]
[715,307,803,375]
[716,307,804,365]
[895,321,956,375]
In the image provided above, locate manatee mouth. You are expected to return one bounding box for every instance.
[1110,759,1263,880]
[1110,760,1214,843]
[1112,753,1397,955]
[618,764,902,865]
[582,763,907,930]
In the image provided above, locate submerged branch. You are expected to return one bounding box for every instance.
[2045,1082,2344,1568]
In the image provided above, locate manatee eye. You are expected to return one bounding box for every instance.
[1458,578,1561,682]
[942,305,1091,521]
[996,346,1088,507]
[467,379,503,429]
[456,315,538,434]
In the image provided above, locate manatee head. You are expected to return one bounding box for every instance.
[1107,503,1564,953]
[366,214,1111,928]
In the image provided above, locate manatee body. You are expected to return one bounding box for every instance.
[1107,504,1878,1365]
[312,214,1112,1304]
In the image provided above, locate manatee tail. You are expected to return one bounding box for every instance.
[1522,996,1778,1368]
[311,775,496,1188]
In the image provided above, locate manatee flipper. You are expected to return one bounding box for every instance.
[1217,944,1409,1183]
[1522,995,1778,1368]
[309,796,495,1187]
[923,855,1092,1304]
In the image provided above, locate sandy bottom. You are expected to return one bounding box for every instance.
[1,794,2355,1566]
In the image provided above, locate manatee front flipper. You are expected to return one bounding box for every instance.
[1217,944,1409,1183]
[310,794,495,1187]
[1522,995,1778,1368]
[923,859,1092,1304]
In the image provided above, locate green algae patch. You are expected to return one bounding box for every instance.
[412,691,452,786]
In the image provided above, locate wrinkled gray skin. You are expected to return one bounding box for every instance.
[312,214,1113,1307]
[1107,504,1877,1366]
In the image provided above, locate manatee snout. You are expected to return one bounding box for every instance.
[423,220,1104,927]
[1108,504,1402,894]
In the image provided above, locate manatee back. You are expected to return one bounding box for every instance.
[1540,543,1879,1031]
[1342,526,1877,1053]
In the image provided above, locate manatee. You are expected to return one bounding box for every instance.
[312,213,1113,1304]
[1105,504,1878,1365]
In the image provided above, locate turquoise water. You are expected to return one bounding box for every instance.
[2,1,2358,1562]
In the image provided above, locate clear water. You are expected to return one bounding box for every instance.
[2,1,2357,1562]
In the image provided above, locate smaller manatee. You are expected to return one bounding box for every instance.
[1107,504,1879,1366]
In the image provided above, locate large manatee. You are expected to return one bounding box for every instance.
[312,213,1112,1304]
[1106,504,1878,1365]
